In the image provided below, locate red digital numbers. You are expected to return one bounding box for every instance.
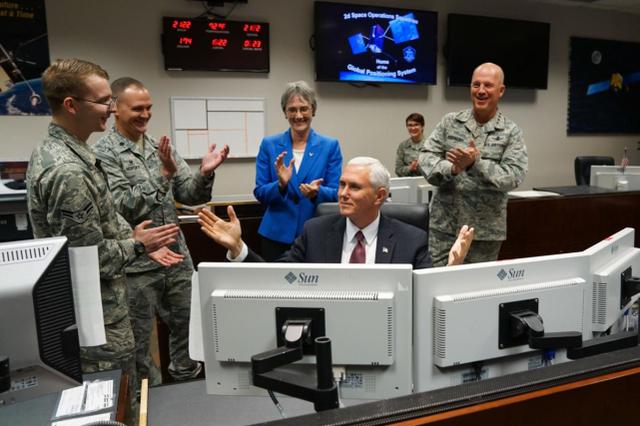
[208,22,227,31]
[243,39,262,49]
[178,37,193,46]
[172,20,192,30]
[243,23,261,33]
[211,38,228,47]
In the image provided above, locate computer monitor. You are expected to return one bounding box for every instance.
[388,176,434,204]
[589,165,640,190]
[0,237,82,404]
[413,251,592,392]
[197,263,413,400]
[584,228,640,333]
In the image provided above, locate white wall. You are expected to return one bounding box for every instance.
[2,0,639,194]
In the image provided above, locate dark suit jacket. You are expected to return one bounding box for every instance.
[246,214,432,270]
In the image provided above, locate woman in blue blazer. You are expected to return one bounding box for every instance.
[254,81,343,260]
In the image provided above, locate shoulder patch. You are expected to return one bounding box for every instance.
[60,202,94,224]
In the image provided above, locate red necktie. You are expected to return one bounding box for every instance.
[349,231,366,264]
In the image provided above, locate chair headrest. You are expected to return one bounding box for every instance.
[315,202,429,231]
[574,156,615,185]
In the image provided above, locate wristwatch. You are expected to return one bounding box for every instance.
[133,240,146,256]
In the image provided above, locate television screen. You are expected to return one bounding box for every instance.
[445,14,550,89]
[314,1,438,84]
[161,17,269,72]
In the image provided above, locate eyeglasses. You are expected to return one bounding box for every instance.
[72,96,115,110]
[286,106,311,116]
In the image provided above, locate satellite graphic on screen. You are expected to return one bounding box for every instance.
[568,37,640,133]
[315,3,437,85]
[342,12,421,82]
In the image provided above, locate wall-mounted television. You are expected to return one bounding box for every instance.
[445,14,550,89]
[161,17,269,72]
[314,1,438,85]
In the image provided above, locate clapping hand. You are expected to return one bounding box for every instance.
[275,151,294,191]
[148,246,185,267]
[447,140,479,175]
[447,225,475,266]
[200,144,230,176]
[158,136,177,179]
[198,206,244,258]
[132,220,179,253]
[300,178,323,199]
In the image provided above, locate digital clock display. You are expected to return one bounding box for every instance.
[162,17,269,72]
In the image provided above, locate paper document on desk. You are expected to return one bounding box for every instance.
[508,190,561,198]
[68,246,106,347]
[188,271,205,361]
[52,412,112,426]
[54,379,113,419]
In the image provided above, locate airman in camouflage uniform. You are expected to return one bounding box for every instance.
[93,77,229,385]
[395,113,426,177]
[26,59,180,425]
[420,63,528,266]
[395,137,425,177]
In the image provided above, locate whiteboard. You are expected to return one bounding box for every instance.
[170,97,265,159]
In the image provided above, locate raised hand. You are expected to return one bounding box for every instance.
[200,144,230,176]
[132,220,180,253]
[275,151,294,190]
[447,225,475,266]
[299,178,323,199]
[158,136,177,179]
[148,246,185,267]
[198,206,244,258]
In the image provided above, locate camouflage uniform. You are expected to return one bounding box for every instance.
[395,136,425,177]
[94,127,212,384]
[27,123,138,423]
[419,109,528,266]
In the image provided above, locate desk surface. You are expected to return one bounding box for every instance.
[147,346,640,426]
[148,379,368,426]
[0,370,122,426]
[531,185,615,196]
[499,189,640,259]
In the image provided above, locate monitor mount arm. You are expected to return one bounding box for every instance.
[251,319,339,412]
[621,267,640,309]
[509,309,583,350]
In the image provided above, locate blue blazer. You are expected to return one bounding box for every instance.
[254,128,342,244]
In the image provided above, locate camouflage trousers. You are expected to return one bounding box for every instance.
[81,314,137,426]
[126,259,200,385]
[429,228,503,267]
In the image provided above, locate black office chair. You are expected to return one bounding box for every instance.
[574,156,615,186]
[315,202,429,232]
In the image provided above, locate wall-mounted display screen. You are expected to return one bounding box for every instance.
[445,14,550,89]
[161,17,269,72]
[314,2,438,85]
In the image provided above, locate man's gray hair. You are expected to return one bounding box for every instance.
[347,157,390,192]
[280,80,317,114]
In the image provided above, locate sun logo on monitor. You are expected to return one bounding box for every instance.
[284,272,297,284]
[497,269,508,281]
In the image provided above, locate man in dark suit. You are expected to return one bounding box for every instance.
[198,157,473,268]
